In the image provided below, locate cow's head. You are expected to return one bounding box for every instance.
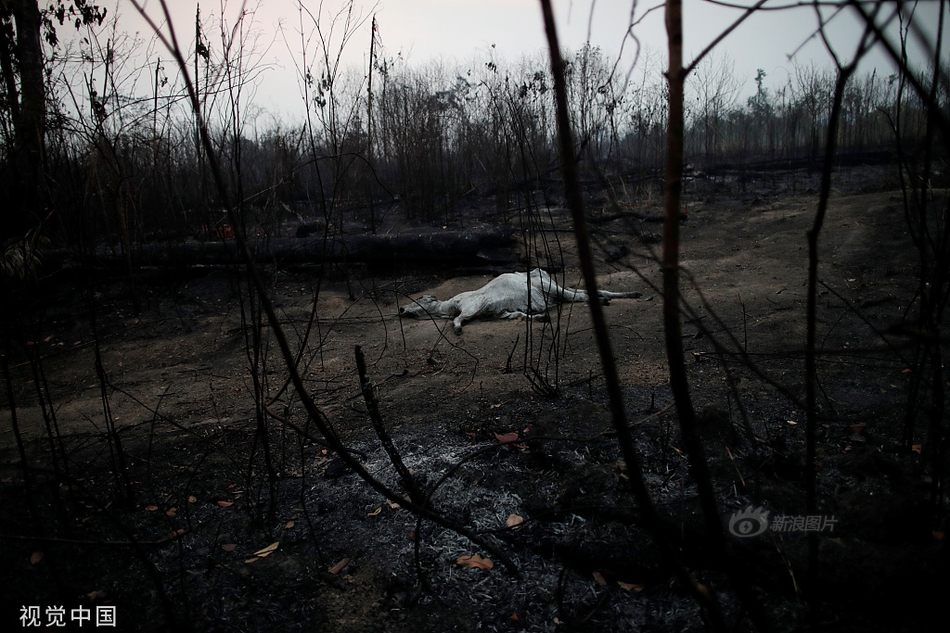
[398,295,440,319]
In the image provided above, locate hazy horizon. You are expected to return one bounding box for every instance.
[80,0,944,125]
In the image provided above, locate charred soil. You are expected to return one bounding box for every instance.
[1,167,946,632]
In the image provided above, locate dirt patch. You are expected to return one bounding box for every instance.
[1,174,945,632]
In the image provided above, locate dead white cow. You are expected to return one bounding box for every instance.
[398,268,641,335]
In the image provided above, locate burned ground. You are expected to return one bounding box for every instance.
[1,168,946,632]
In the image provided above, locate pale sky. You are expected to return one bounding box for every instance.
[110,1,947,119]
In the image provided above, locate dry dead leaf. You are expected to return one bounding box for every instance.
[252,542,279,558]
[217,500,233,507]
[456,554,494,570]
[166,507,177,517]
[285,520,295,529]
[30,551,43,565]
[506,514,524,529]
[912,444,923,454]
[145,505,158,512]
[494,431,519,443]
[188,495,197,503]
[221,543,237,552]
[367,506,383,517]
[509,613,520,621]
[386,499,401,509]
[328,558,350,574]
[592,571,607,586]
[618,581,644,592]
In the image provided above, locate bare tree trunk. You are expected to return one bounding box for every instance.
[664,4,773,630]
[805,63,854,628]
[5,0,46,238]
[664,0,725,556]
[367,15,377,233]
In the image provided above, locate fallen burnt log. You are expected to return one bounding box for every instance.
[52,225,521,273]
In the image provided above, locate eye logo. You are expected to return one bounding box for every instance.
[728,506,770,537]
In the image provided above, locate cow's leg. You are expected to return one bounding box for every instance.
[542,278,590,303]
[452,315,466,335]
[500,310,550,322]
[561,287,642,303]
[451,302,477,334]
[452,309,510,334]
[545,276,642,302]
[452,298,486,335]
[557,286,591,302]
[596,289,642,299]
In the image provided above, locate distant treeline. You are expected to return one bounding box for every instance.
[1,12,945,247]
